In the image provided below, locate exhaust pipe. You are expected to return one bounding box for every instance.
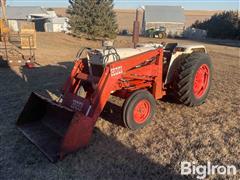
[132,8,145,48]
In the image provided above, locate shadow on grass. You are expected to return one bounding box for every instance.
[0,61,193,180]
[101,101,125,127]
[6,126,194,180]
[54,127,192,180]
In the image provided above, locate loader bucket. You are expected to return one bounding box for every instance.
[17,93,75,162]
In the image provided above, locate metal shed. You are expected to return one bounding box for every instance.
[144,6,186,37]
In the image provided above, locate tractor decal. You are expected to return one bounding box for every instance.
[110,66,123,77]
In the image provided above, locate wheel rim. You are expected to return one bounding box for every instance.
[133,100,151,124]
[193,64,210,98]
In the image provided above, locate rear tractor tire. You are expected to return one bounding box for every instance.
[173,53,212,106]
[122,90,156,130]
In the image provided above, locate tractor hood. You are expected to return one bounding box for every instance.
[89,44,163,65]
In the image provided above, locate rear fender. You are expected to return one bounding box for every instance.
[164,53,190,85]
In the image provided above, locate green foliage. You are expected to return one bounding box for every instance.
[67,0,118,40]
[191,11,240,40]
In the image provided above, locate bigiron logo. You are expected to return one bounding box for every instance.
[181,161,237,179]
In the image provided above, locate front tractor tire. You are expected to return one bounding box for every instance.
[173,53,212,106]
[158,33,164,39]
[158,32,166,39]
[122,90,156,130]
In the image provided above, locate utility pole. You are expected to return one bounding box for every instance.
[0,0,7,23]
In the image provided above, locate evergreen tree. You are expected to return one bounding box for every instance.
[67,0,118,39]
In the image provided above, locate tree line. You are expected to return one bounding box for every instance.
[191,11,240,40]
[67,1,240,40]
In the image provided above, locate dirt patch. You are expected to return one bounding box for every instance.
[0,33,239,180]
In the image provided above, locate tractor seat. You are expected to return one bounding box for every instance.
[163,43,178,62]
[164,43,178,53]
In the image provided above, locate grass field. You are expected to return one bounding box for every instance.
[0,33,239,180]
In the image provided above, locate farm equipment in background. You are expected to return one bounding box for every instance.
[0,30,36,67]
[120,29,130,36]
[0,0,36,67]
[17,41,212,162]
[145,27,167,39]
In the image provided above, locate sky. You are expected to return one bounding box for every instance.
[6,0,240,11]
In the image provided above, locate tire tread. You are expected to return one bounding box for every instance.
[173,53,212,106]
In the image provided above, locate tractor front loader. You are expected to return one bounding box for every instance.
[17,43,212,162]
[17,47,166,162]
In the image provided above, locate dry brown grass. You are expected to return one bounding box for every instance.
[0,33,239,180]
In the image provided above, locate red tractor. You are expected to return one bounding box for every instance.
[17,43,212,162]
